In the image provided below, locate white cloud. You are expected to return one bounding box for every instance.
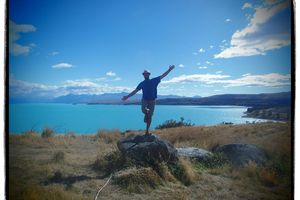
[61,79,130,95]
[242,73,252,76]
[210,45,214,49]
[196,62,201,66]
[114,77,122,81]
[96,77,107,81]
[222,40,227,43]
[10,77,131,98]
[193,52,198,55]
[206,61,213,65]
[106,71,116,76]
[265,0,283,5]
[198,66,208,69]
[9,78,60,97]
[242,3,253,9]
[9,20,37,56]
[216,71,223,74]
[198,48,205,53]
[178,64,185,68]
[225,19,231,22]
[162,73,290,88]
[215,0,290,58]
[209,73,291,87]
[162,74,230,84]
[52,63,74,69]
[50,51,59,56]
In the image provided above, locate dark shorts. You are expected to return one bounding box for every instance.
[141,99,156,117]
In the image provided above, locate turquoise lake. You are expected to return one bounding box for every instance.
[9,103,266,134]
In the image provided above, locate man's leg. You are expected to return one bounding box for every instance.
[145,100,155,135]
[146,115,152,134]
[141,100,149,123]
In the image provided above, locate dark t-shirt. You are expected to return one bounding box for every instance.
[136,76,161,100]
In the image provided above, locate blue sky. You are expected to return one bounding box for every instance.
[9,0,291,98]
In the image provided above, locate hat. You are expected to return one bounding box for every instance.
[142,69,151,75]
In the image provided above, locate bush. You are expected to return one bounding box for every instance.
[152,163,177,182]
[168,158,196,185]
[155,117,194,130]
[42,127,54,138]
[52,151,65,163]
[113,167,162,193]
[194,153,230,169]
[65,132,76,138]
[93,150,127,175]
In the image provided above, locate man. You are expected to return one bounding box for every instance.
[122,65,175,135]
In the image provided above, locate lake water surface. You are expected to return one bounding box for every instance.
[9,103,266,134]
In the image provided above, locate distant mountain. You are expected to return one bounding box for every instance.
[52,93,185,104]
[9,92,291,107]
[9,96,53,104]
[155,92,291,107]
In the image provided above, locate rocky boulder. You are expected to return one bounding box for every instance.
[117,134,178,165]
[213,144,267,166]
[177,147,213,161]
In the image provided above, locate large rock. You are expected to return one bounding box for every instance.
[213,144,267,166]
[117,134,178,165]
[177,147,213,161]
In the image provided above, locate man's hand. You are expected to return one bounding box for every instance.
[169,65,175,71]
[122,96,128,101]
[160,65,175,80]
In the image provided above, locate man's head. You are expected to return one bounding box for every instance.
[142,69,151,80]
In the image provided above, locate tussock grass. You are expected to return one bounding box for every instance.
[52,151,65,163]
[168,158,197,185]
[41,127,55,138]
[153,163,177,183]
[9,132,42,146]
[93,150,127,175]
[9,179,86,200]
[9,122,292,199]
[156,122,291,155]
[96,129,122,143]
[113,167,163,193]
[258,168,278,186]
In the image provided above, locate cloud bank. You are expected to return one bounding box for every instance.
[215,0,291,58]
[162,73,290,88]
[9,20,37,56]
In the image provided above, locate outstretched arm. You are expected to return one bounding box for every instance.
[160,65,175,80]
[122,88,140,101]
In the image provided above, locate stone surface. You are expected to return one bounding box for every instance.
[117,134,178,165]
[213,143,267,166]
[176,147,213,161]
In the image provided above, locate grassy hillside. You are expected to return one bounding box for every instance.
[9,122,292,200]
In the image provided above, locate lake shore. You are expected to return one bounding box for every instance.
[9,122,292,199]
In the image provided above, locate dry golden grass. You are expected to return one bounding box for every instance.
[9,122,292,200]
[96,129,122,143]
[113,167,163,193]
[156,122,291,157]
[175,158,198,185]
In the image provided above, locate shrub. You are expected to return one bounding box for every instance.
[168,158,197,185]
[52,151,65,163]
[65,132,76,138]
[152,162,177,182]
[113,167,162,193]
[93,150,127,175]
[155,117,194,130]
[42,127,54,138]
[23,131,39,138]
[258,168,278,186]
